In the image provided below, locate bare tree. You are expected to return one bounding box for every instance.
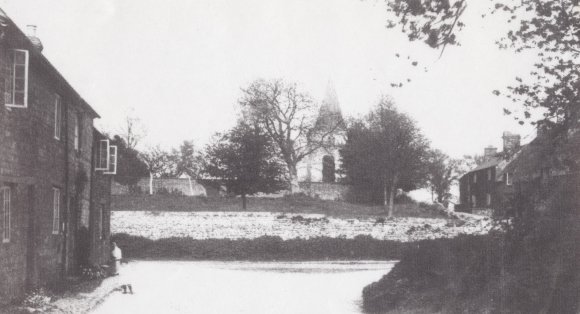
[119,113,146,150]
[240,79,342,193]
[140,146,170,195]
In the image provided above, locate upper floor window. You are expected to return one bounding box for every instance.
[1,187,11,243]
[506,172,513,186]
[487,169,492,181]
[473,173,477,183]
[54,95,62,140]
[4,49,29,108]
[74,112,82,151]
[52,188,60,235]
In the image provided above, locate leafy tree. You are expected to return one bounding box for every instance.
[110,135,149,186]
[204,121,286,209]
[139,146,171,195]
[426,149,461,207]
[341,98,430,216]
[385,0,466,52]
[386,0,578,135]
[168,140,204,179]
[240,79,342,193]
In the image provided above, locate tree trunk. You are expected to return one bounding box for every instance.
[242,194,247,210]
[288,164,301,194]
[149,172,153,195]
[383,179,389,210]
[387,175,398,218]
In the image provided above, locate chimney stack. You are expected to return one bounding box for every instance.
[484,146,498,159]
[26,24,43,52]
[502,131,521,155]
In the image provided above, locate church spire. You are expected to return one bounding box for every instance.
[320,80,342,116]
[316,80,345,131]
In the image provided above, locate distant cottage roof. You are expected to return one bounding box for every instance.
[469,157,502,172]
[463,152,522,181]
[503,127,580,181]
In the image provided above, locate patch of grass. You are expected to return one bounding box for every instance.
[111,195,448,219]
[362,212,580,314]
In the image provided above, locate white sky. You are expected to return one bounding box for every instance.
[1,0,538,157]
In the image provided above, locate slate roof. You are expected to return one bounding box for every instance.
[0,7,99,118]
[503,127,580,181]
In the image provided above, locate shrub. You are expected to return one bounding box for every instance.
[80,265,108,280]
[21,288,55,311]
[395,193,417,205]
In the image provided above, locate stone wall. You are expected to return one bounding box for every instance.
[0,34,107,303]
[299,182,350,201]
[113,178,207,197]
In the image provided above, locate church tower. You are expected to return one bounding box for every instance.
[298,81,346,183]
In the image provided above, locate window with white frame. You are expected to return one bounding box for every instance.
[473,173,477,183]
[74,112,82,151]
[487,169,492,181]
[52,188,60,234]
[486,193,492,206]
[4,49,29,107]
[471,195,476,207]
[104,145,118,175]
[506,172,513,186]
[54,95,62,140]
[1,187,10,243]
[96,139,110,170]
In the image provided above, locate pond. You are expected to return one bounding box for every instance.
[91,260,395,314]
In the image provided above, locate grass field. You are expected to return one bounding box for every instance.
[111,194,448,219]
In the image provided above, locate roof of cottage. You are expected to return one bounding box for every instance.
[0,8,100,118]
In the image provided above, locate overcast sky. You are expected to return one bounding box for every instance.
[1,0,538,157]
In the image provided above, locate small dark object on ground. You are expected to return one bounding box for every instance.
[120,284,134,294]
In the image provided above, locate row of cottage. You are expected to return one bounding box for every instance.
[457,126,579,215]
[0,10,117,303]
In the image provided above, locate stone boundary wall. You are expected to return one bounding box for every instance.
[112,178,207,197]
[299,182,350,201]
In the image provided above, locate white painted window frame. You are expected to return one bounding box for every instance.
[52,188,60,235]
[1,187,10,243]
[104,145,118,175]
[486,193,491,206]
[54,95,62,140]
[506,173,513,186]
[95,139,110,171]
[5,49,29,108]
[73,113,81,151]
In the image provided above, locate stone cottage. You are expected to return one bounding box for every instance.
[0,10,116,303]
[457,132,522,214]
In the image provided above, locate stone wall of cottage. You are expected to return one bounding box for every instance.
[0,41,99,303]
